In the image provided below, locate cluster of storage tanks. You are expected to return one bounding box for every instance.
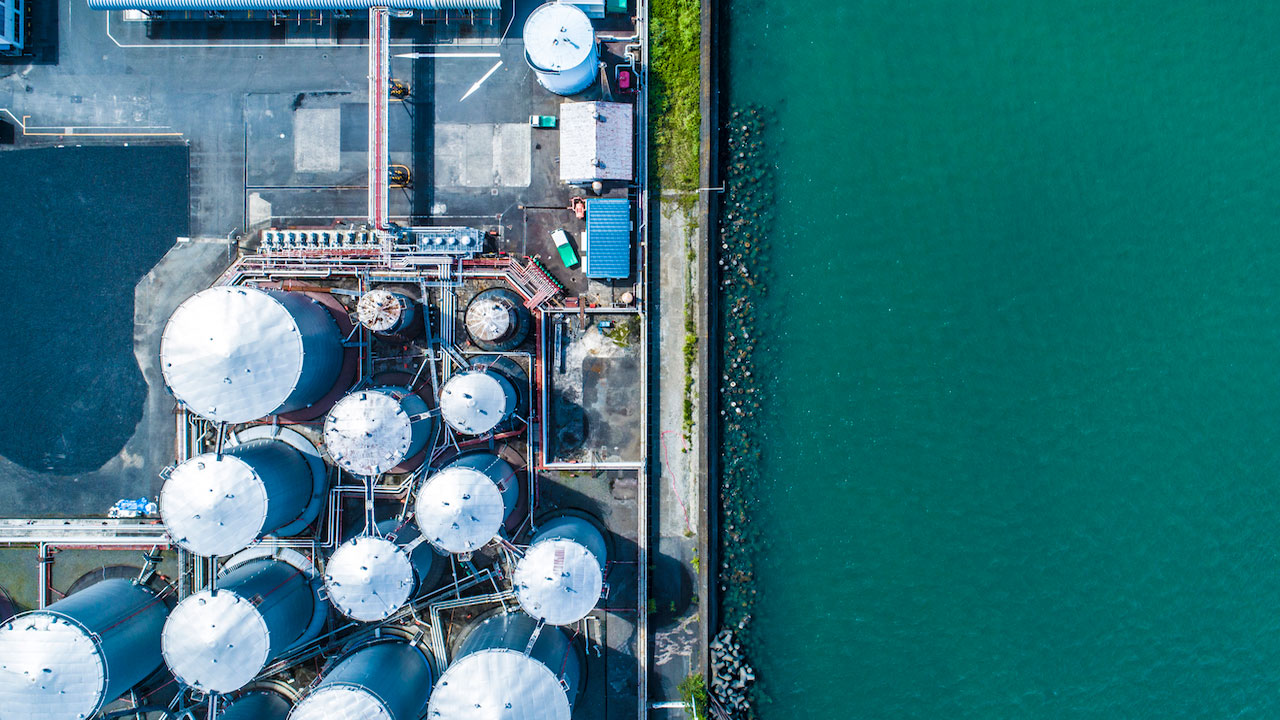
[0,284,610,720]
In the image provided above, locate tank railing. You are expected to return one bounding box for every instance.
[425,586,517,670]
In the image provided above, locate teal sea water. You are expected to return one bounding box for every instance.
[727,2,1280,717]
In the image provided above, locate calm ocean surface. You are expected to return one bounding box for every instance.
[727,2,1280,717]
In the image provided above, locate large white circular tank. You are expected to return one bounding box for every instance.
[289,641,433,720]
[160,287,344,424]
[162,559,318,694]
[0,579,168,720]
[324,386,434,476]
[428,612,581,720]
[161,439,315,557]
[438,369,518,436]
[523,2,599,96]
[413,453,519,554]
[515,515,608,626]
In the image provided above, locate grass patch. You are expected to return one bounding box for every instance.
[650,0,702,193]
[677,673,710,720]
[603,316,641,348]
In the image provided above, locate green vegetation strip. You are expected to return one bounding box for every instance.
[650,0,702,192]
[678,673,710,720]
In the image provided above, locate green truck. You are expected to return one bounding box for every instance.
[553,228,580,268]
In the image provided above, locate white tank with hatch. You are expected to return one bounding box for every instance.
[160,286,344,424]
[514,515,608,626]
[413,453,519,554]
[0,579,169,720]
[324,386,435,477]
[438,368,518,436]
[523,1,599,96]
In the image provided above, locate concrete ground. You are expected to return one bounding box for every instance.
[546,313,644,463]
[649,194,706,706]
[0,238,230,517]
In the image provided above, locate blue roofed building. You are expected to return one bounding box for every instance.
[584,198,632,279]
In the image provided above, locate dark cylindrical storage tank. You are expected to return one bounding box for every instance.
[219,689,293,720]
[324,520,442,622]
[0,579,169,720]
[356,289,418,337]
[162,558,319,694]
[413,453,520,554]
[438,368,519,436]
[160,286,344,424]
[515,515,608,626]
[161,439,316,557]
[428,612,581,720]
[323,386,435,477]
[464,288,532,351]
[289,640,433,720]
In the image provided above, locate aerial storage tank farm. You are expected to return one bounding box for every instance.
[0,579,169,720]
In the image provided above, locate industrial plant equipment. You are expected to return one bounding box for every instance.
[162,557,323,694]
[289,640,433,720]
[0,579,168,720]
[356,289,418,337]
[161,434,324,557]
[219,688,293,720]
[413,453,519,554]
[438,367,519,436]
[324,386,435,477]
[160,286,344,424]
[523,2,600,96]
[324,519,442,622]
[428,612,581,720]
[464,288,532,351]
[514,514,608,626]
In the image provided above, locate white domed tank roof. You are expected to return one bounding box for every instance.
[323,536,415,622]
[523,1,600,96]
[162,559,317,694]
[430,650,571,720]
[438,369,517,436]
[414,467,507,553]
[467,298,513,343]
[514,538,604,626]
[0,579,168,720]
[0,612,108,718]
[291,685,393,720]
[160,286,343,424]
[324,387,432,476]
[160,440,314,557]
[163,591,273,693]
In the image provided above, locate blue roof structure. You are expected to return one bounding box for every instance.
[584,199,632,279]
[88,0,496,9]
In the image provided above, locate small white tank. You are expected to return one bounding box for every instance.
[523,2,599,96]
[413,453,519,554]
[324,386,435,477]
[438,369,518,436]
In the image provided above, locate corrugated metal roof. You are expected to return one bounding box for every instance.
[584,199,632,279]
